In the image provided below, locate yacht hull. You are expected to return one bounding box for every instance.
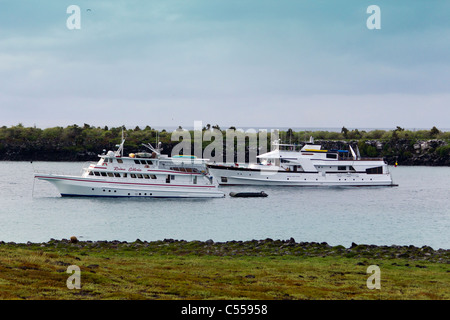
[207,165,396,187]
[35,174,225,198]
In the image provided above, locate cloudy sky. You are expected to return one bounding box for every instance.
[1,0,449,130]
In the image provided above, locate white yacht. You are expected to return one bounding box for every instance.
[207,138,396,187]
[34,139,225,198]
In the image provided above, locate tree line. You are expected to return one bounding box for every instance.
[0,123,448,161]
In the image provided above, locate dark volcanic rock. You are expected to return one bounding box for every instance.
[2,238,448,263]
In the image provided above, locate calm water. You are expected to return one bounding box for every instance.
[0,161,448,249]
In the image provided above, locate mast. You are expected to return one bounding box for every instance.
[115,128,125,157]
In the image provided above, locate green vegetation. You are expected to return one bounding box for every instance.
[0,124,449,163]
[299,126,450,142]
[0,239,448,300]
[0,124,166,159]
[435,145,450,157]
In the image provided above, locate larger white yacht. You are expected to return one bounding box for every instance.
[207,138,396,187]
[35,139,225,198]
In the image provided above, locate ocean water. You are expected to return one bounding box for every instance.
[0,161,448,249]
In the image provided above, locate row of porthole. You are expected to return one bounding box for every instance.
[91,188,153,196]
[91,188,119,193]
[262,177,375,181]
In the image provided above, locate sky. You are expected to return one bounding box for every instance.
[0,0,449,131]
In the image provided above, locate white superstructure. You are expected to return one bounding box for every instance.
[207,138,396,187]
[35,139,225,198]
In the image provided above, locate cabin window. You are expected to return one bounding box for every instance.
[130,173,136,178]
[88,171,94,176]
[146,160,153,165]
[107,172,114,177]
[134,160,140,164]
[137,174,143,179]
[143,174,150,179]
[166,175,171,183]
[171,175,175,180]
[221,177,228,183]
[140,160,146,165]
[100,172,107,177]
[338,166,346,171]
[117,159,123,163]
[193,176,197,184]
[366,166,383,174]
[326,153,337,159]
[123,173,127,178]
[150,175,157,179]
[94,171,100,176]
[114,173,121,177]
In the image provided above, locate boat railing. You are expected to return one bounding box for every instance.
[354,157,385,161]
[33,169,72,176]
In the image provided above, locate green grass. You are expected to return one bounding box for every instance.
[0,240,448,300]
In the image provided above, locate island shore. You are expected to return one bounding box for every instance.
[3,238,448,263]
[1,124,449,166]
[1,238,448,300]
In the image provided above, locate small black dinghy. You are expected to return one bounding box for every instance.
[229,191,268,198]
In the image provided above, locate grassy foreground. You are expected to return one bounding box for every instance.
[0,239,448,300]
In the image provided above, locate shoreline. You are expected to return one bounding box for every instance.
[0,124,449,166]
[1,237,448,300]
[3,238,449,264]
